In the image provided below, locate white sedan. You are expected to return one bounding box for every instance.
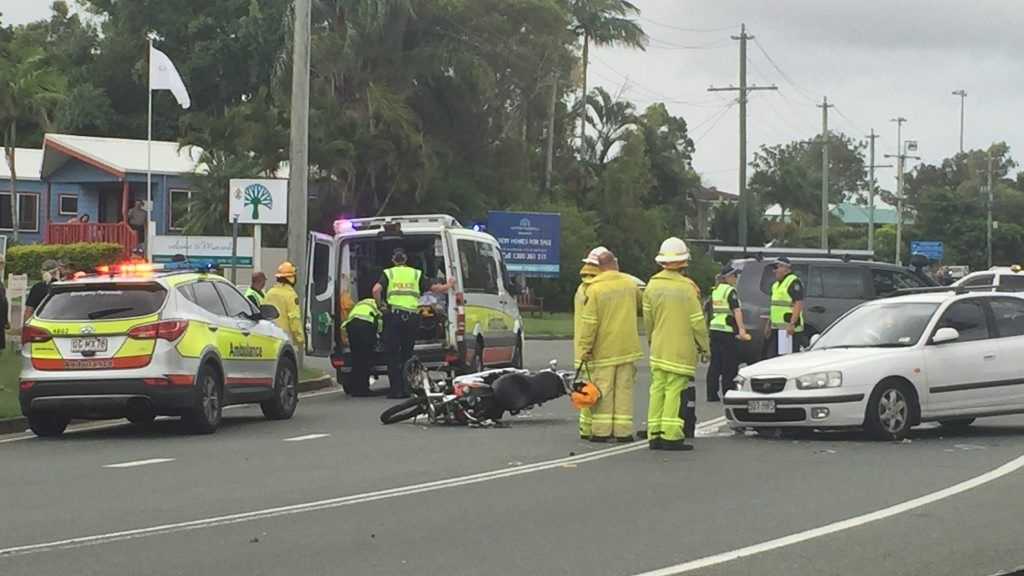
[725,289,1024,439]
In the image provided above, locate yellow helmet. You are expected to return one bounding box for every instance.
[276,261,297,279]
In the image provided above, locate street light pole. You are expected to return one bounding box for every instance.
[890,117,906,265]
[287,0,311,369]
[952,90,967,154]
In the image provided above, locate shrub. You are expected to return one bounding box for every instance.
[5,243,123,280]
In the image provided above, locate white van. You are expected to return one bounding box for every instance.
[305,214,524,391]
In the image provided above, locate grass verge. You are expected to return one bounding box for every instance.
[523,312,573,339]
[0,347,22,420]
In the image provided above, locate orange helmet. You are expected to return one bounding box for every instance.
[276,261,297,280]
[570,382,601,410]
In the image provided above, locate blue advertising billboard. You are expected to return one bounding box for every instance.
[910,240,944,262]
[487,211,561,278]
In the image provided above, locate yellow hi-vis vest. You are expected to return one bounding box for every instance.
[343,298,382,332]
[244,287,264,307]
[384,266,422,311]
[709,283,736,333]
[770,273,803,332]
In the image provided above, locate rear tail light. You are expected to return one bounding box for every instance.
[455,292,466,338]
[128,320,189,342]
[19,380,34,391]
[330,356,345,369]
[21,325,52,344]
[445,351,460,365]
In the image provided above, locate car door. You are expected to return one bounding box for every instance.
[190,281,256,391]
[214,281,278,390]
[924,299,1000,414]
[305,232,337,357]
[984,297,1024,410]
[805,265,869,333]
[491,242,521,364]
[996,274,1024,293]
[452,233,508,367]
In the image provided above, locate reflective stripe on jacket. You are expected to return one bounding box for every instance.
[577,270,643,368]
[643,269,710,376]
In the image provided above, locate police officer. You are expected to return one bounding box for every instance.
[706,265,750,401]
[373,248,454,399]
[342,298,383,397]
[245,272,267,309]
[765,257,804,358]
[264,262,304,349]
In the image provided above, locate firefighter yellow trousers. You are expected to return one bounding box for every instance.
[648,369,688,441]
[590,363,636,438]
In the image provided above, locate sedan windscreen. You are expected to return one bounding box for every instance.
[36,283,168,320]
[813,303,938,349]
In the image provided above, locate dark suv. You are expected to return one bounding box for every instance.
[729,257,936,364]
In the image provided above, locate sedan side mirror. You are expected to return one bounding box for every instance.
[931,327,959,344]
[808,333,821,347]
[259,304,280,321]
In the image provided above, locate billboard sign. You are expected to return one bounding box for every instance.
[487,211,560,278]
[151,235,254,267]
[910,240,943,262]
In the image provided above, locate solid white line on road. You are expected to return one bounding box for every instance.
[0,387,346,445]
[282,433,330,442]
[0,416,724,558]
[102,458,175,469]
[630,450,1024,576]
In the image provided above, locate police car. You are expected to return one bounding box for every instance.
[952,265,1024,291]
[726,286,1024,439]
[19,262,299,437]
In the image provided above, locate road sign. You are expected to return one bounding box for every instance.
[487,211,560,278]
[151,235,255,267]
[229,179,288,224]
[906,140,918,153]
[910,240,943,262]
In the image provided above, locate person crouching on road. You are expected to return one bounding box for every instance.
[264,262,304,349]
[706,265,750,402]
[577,249,643,443]
[643,238,709,451]
[342,298,383,397]
[574,247,608,440]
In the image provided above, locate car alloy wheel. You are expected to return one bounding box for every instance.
[877,388,909,435]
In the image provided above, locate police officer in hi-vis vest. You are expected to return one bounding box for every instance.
[706,264,750,401]
[373,248,454,399]
[342,298,383,397]
[765,257,805,359]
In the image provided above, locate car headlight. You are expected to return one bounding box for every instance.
[734,375,748,390]
[795,371,842,390]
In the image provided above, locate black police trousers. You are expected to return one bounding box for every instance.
[345,319,377,396]
[707,331,739,401]
[384,310,420,398]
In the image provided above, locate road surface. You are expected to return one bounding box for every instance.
[2,340,1023,576]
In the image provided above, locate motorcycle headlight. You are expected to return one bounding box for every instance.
[795,371,842,390]
[734,375,748,390]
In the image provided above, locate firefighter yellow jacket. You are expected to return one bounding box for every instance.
[573,264,601,365]
[643,269,710,377]
[577,270,643,368]
[265,282,304,347]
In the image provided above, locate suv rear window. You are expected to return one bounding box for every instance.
[36,283,167,320]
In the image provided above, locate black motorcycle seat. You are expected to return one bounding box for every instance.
[492,372,565,411]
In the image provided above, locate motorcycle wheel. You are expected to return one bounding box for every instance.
[380,397,427,425]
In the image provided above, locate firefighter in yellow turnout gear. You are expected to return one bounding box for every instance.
[574,248,608,439]
[264,262,304,348]
[643,238,709,451]
[576,248,643,442]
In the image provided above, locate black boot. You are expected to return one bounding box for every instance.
[660,439,694,451]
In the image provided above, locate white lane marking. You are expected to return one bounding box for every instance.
[0,386,346,445]
[631,451,1024,576]
[0,416,725,557]
[103,458,175,469]
[282,433,330,442]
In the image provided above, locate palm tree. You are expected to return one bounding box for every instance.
[583,86,638,165]
[568,0,647,150]
[0,37,65,241]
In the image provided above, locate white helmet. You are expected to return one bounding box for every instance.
[581,246,611,266]
[655,237,690,265]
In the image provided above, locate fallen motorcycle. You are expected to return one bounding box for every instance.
[379,357,574,426]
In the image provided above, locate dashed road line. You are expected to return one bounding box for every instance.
[0,417,725,557]
[282,433,330,442]
[103,458,175,469]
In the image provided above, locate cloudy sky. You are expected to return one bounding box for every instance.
[4,0,1021,194]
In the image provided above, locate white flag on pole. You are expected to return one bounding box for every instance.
[149,46,191,109]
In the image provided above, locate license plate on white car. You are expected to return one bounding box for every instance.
[748,400,776,414]
[71,337,108,353]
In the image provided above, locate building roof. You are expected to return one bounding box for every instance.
[40,133,205,179]
[763,202,910,225]
[692,186,738,203]
[0,148,44,180]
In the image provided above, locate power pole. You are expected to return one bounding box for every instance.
[708,23,777,247]
[986,153,994,268]
[545,73,558,193]
[884,117,919,266]
[818,96,833,250]
[952,89,967,154]
[865,129,892,253]
[287,0,311,369]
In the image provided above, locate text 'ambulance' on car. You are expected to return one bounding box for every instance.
[19,261,299,437]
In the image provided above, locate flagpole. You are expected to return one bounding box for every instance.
[145,36,154,261]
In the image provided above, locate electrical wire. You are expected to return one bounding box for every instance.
[694,101,738,143]
[638,17,740,34]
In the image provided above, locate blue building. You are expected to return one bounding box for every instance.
[1,133,204,253]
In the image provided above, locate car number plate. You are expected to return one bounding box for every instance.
[748,400,776,414]
[64,358,113,370]
[71,337,108,353]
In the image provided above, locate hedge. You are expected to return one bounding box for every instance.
[4,243,123,280]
